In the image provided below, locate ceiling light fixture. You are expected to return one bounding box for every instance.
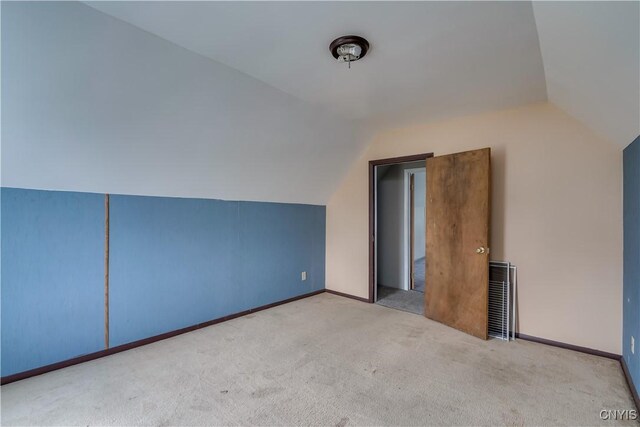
[330,35,369,69]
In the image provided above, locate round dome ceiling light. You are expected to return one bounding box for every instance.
[329,35,369,69]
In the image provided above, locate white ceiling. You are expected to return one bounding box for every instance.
[86,1,639,147]
[533,1,640,147]
[86,1,548,128]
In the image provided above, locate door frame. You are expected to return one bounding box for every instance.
[403,167,425,291]
[409,172,415,291]
[368,153,433,303]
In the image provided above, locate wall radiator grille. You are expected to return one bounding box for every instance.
[488,261,517,341]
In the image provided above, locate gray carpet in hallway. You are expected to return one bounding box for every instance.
[1,293,635,426]
[376,285,424,315]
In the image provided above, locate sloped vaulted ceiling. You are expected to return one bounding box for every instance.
[3,2,638,205]
[86,1,548,129]
[533,1,640,147]
[87,1,639,147]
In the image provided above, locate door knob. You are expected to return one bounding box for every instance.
[476,247,486,254]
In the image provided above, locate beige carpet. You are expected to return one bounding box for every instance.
[1,293,636,426]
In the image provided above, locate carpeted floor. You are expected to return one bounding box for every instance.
[1,293,635,426]
[376,285,424,315]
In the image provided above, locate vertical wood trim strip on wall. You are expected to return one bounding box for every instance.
[105,194,110,349]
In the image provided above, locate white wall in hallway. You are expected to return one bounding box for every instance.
[377,162,424,290]
[377,165,404,289]
[413,170,426,261]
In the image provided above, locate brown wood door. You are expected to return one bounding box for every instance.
[425,148,490,339]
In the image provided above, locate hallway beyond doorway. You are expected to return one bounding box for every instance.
[376,286,423,315]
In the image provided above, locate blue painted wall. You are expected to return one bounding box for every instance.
[1,189,326,376]
[623,135,640,392]
[109,196,325,346]
[1,188,105,377]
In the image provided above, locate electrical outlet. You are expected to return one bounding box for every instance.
[632,336,635,355]
[301,271,307,281]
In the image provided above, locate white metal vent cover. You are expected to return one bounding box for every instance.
[488,261,517,341]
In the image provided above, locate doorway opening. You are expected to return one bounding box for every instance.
[369,153,433,315]
[369,148,491,338]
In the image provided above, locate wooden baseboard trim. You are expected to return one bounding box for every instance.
[515,333,640,410]
[515,333,620,360]
[621,357,640,411]
[1,289,325,385]
[325,289,371,303]
[6,290,636,413]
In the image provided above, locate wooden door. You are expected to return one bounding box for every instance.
[425,148,490,339]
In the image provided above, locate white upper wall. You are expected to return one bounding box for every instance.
[533,1,640,147]
[2,1,638,204]
[1,1,366,205]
